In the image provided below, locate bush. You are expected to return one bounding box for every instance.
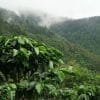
[0,36,99,100]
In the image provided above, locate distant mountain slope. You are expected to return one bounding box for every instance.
[50,17,100,55]
[0,8,52,35]
[29,33,100,71]
[0,8,100,71]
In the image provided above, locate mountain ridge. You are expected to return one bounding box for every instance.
[0,8,100,71]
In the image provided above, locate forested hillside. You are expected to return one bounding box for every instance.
[0,8,100,71]
[50,17,100,55]
[0,36,100,100]
[0,7,100,100]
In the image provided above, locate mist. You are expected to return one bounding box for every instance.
[0,0,100,27]
[17,9,68,27]
[0,0,100,19]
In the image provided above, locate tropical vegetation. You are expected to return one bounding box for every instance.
[0,36,100,100]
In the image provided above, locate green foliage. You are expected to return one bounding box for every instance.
[0,36,63,99]
[0,83,16,100]
[51,17,100,55]
[0,8,100,99]
[35,82,43,94]
[0,36,63,81]
[0,36,99,100]
[0,8,100,72]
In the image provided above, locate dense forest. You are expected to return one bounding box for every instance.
[0,8,100,71]
[50,17,100,55]
[0,8,100,100]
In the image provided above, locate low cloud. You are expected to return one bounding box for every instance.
[0,0,100,19]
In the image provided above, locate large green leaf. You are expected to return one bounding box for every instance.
[27,81,36,90]
[20,47,31,59]
[49,60,54,69]
[9,84,17,91]
[56,70,65,82]
[18,37,25,45]
[35,82,43,94]
[13,49,18,57]
[46,84,57,95]
[34,47,39,55]
[23,37,33,47]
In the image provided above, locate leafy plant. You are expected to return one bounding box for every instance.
[0,36,99,100]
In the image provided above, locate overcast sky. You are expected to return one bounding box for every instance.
[0,0,100,18]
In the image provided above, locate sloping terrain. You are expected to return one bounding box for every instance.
[0,8,100,71]
[50,17,100,55]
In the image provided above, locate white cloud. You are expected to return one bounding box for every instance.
[0,0,100,18]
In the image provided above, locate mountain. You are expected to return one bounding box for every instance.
[0,8,100,71]
[50,17,100,55]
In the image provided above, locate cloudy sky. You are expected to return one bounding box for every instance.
[0,0,100,18]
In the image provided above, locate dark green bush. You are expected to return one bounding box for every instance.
[0,36,99,100]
